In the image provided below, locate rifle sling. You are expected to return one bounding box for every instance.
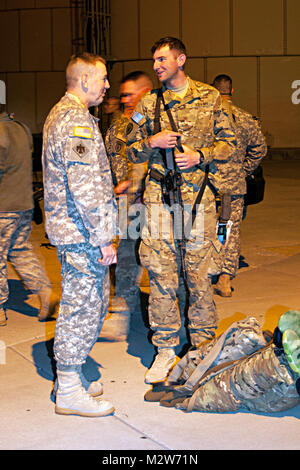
[154,88,209,236]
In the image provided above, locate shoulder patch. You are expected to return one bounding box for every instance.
[131,111,146,126]
[73,126,92,139]
[66,137,92,163]
[125,122,134,135]
[131,111,144,124]
[114,138,126,154]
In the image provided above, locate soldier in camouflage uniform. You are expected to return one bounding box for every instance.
[0,80,58,327]
[126,38,236,384]
[101,71,153,341]
[211,75,267,297]
[42,53,118,417]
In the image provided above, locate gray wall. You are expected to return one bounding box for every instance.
[0,0,299,148]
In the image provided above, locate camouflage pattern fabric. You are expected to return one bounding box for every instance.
[127,78,236,347]
[42,92,117,248]
[210,98,267,278]
[209,97,267,195]
[42,92,117,367]
[167,316,268,385]
[105,115,148,315]
[105,114,130,187]
[146,317,300,414]
[181,343,300,413]
[221,196,244,277]
[54,243,109,367]
[0,210,50,306]
[106,114,148,204]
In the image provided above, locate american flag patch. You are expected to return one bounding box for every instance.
[73,126,92,139]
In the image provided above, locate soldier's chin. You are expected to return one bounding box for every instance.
[96,93,106,105]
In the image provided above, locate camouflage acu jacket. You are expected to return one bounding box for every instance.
[105,114,148,203]
[209,97,267,195]
[126,77,236,206]
[42,92,117,247]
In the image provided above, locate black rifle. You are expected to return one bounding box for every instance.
[152,89,187,279]
[152,89,209,281]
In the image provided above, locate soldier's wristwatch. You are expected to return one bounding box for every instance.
[195,150,205,168]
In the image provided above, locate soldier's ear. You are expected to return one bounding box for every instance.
[177,54,186,70]
[81,73,89,91]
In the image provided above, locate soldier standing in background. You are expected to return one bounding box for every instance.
[211,74,267,297]
[0,80,58,327]
[126,38,236,384]
[42,53,118,417]
[101,71,153,341]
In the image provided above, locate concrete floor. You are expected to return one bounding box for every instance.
[0,159,300,451]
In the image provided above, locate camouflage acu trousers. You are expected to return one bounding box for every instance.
[139,236,218,349]
[222,196,244,278]
[55,243,109,367]
[0,210,49,307]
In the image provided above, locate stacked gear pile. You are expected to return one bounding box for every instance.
[145,311,300,414]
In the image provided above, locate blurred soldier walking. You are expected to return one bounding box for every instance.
[211,75,267,297]
[101,71,153,341]
[126,38,236,383]
[42,53,118,417]
[0,80,58,327]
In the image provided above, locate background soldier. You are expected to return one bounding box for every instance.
[42,53,118,417]
[126,38,236,384]
[211,74,267,297]
[103,96,121,131]
[101,71,153,341]
[0,80,58,327]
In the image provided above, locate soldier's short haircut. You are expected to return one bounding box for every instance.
[212,74,233,95]
[151,37,187,56]
[121,70,150,84]
[66,52,106,88]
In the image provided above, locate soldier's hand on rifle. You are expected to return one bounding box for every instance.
[175,144,202,170]
[149,130,181,149]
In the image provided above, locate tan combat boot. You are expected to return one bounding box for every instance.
[144,348,178,384]
[215,273,232,297]
[55,370,114,417]
[53,366,103,398]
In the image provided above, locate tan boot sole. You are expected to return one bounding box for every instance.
[55,405,115,417]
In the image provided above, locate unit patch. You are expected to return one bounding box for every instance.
[67,137,92,162]
[73,142,90,158]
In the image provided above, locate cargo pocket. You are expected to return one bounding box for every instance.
[208,237,225,276]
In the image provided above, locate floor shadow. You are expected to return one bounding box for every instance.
[5,279,39,317]
[239,255,249,269]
